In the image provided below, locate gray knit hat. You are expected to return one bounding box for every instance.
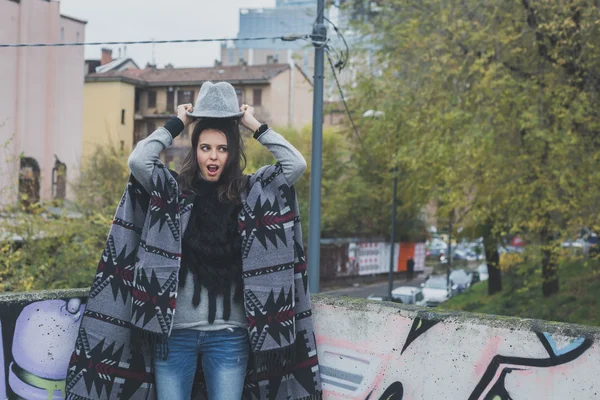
[187,81,244,119]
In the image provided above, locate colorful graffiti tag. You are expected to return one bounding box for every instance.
[0,293,598,399]
[314,299,599,400]
[0,296,85,399]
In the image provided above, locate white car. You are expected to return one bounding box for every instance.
[391,286,426,306]
[367,294,385,301]
[366,294,402,304]
[449,269,472,293]
[421,276,453,307]
[477,263,489,281]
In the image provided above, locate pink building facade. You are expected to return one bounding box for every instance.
[0,0,86,209]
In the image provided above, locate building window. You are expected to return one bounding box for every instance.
[235,89,243,107]
[18,157,40,210]
[52,158,67,201]
[76,32,80,43]
[267,55,274,64]
[167,90,175,112]
[229,48,234,64]
[148,91,157,108]
[147,121,156,137]
[134,121,142,144]
[60,27,65,41]
[253,88,262,106]
[121,109,125,125]
[135,90,141,112]
[178,90,195,105]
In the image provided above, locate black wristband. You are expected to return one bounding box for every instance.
[253,124,269,140]
[164,117,185,139]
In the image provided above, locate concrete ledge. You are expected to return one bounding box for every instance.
[311,294,600,399]
[0,288,89,305]
[313,294,600,339]
[0,289,597,399]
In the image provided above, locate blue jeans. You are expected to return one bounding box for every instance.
[153,328,249,400]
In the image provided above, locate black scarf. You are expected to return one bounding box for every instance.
[179,179,243,323]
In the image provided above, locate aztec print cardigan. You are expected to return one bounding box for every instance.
[65,161,322,399]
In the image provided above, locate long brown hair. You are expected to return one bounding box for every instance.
[177,118,247,203]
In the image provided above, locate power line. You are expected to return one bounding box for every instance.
[324,16,349,70]
[0,35,309,48]
[325,48,375,164]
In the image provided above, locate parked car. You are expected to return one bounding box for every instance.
[470,271,480,284]
[367,294,403,304]
[452,248,467,260]
[586,234,600,258]
[421,276,454,307]
[477,263,489,281]
[562,229,599,258]
[449,269,472,293]
[426,247,445,261]
[561,239,586,248]
[498,245,524,254]
[391,286,426,306]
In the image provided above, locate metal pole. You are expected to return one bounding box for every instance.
[447,220,452,287]
[388,166,398,299]
[308,0,327,294]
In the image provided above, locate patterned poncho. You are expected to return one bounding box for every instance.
[65,162,322,400]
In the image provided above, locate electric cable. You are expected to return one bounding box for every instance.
[325,48,375,164]
[0,35,309,48]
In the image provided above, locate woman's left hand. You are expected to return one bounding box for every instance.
[240,104,262,132]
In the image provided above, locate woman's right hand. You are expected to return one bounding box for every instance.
[177,104,194,127]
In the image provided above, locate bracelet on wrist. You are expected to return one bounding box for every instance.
[253,124,269,139]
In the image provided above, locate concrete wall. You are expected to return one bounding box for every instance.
[0,0,85,207]
[290,64,314,129]
[82,81,135,160]
[313,297,600,399]
[267,66,313,129]
[0,290,598,399]
[0,0,20,206]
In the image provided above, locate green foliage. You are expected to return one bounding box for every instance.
[73,146,130,216]
[345,0,600,296]
[245,125,427,242]
[440,259,600,327]
[2,123,427,292]
[0,147,128,292]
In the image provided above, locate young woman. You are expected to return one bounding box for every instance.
[126,81,310,399]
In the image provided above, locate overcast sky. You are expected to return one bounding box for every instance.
[59,0,277,68]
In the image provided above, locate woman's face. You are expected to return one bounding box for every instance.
[196,129,229,182]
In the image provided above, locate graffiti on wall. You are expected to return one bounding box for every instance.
[0,297,85,399]
[315,304,598,400]
[0,295,596,400]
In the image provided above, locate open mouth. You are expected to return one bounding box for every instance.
[206,165,220,176]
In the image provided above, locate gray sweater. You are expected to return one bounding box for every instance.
[127,125,306,331]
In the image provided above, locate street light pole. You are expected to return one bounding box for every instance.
[447,219,453,287]
[307,0,327,294]
[388,166,398,299]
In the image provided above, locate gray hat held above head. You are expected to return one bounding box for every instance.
[187,81,245,119]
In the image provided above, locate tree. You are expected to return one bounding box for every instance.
[343,0,600,296]
[244,124,428,242]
